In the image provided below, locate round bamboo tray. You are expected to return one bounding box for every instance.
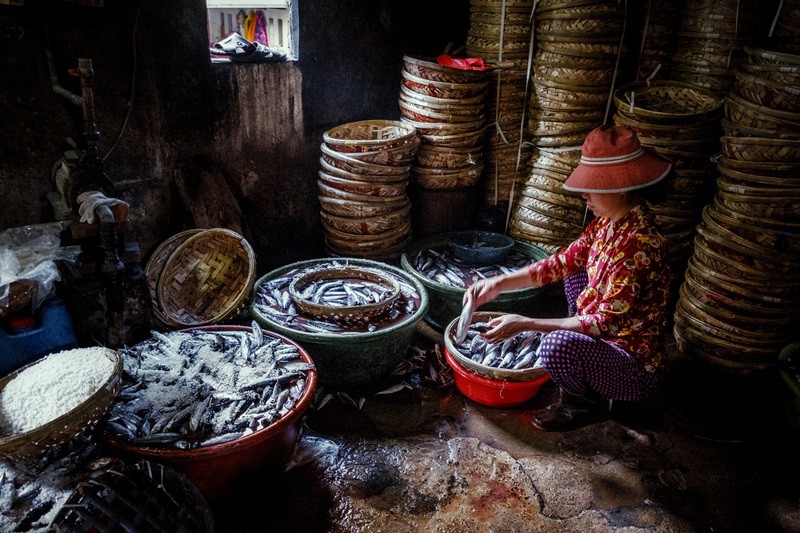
[612,112,720,139]
[720,117,800,140]
[724,92,800,131]
[399,92,485,117]
[318,171,408,198]
[318,180,410,204]
[335,137,420,166]
[416,127,487,148]
[157,228,256,328]
[0,348,122,461]
[734,71,800,113]
[696,223,799,276]
[537,40,620,59]
[402,70,489,99]
[718,156,800,175]
[681,270,790,321]
[673,323,775,372]
[743,46,800,66]
[320,143,411,177]
[318,194,409,220]
[318,157,410,184]
[521,184,586,210]
[533,64,616,87]
[399,99,485,124]
[716,173,800,196]
[324,120,417,153]
[532,80,610,110]
[470,10,530,24]
[739,62,800,85]
[614,80,723,123]
[535,48,616,68]
[692,232,786,282]
[513,204,583,233]
[412,165,484,189]
[708,201,800,254]
[702,206,800,266]
[402,55,490,84]
[400,84,487,108]
[319,204,411,236]
[718,189,800,221]
[537,17,623,37]
[721,136,800,163]
[516,192,588,224]
[416,145,484,169]
[145,229,204,308]
[400,118,487,136]
[324,222,411,256]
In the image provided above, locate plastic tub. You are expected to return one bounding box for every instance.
[104,326,317,501]
[251,258,428,387]
[400,233,551,329]
[444,345,549,408]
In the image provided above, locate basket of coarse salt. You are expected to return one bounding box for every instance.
[0,347,122,461]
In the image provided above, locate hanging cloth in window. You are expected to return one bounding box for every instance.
[244,10,257,42]
[253,10,268,46]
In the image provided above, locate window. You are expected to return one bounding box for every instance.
[207,0,296,60]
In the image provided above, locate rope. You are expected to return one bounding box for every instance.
[769,0,784,38]
[604,0,628,125]
[637,0,652,81]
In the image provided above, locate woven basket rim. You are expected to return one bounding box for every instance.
[402,69,490,91]
[400,85,487,107]
[320,143,412,175]
[613,80,723,121]
[145,229,204,307]
[403,55,491,80]
[702,206,800,264]
[743,46,800,66]
[675,298,788,349]
[157,228,256,327]
[323,119,417,148]
[0,348,122,460]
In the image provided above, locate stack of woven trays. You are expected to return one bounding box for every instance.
[613,81,723,278]
[318,120,419,261]
[673,47,800,372]
[671,0,767,96]
[467,0,535,208]
[508,146,585,254]
[633,0,683,81]
[770,0,800,54]
[399,56,489,190]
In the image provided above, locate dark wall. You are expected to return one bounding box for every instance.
[0,0,468,274]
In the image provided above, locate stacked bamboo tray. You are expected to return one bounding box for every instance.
[508,146,585,254]
[613,80,723,279]
[318,120,419,261]
[399,56,489,190]
[674,47,800,372]
[671,0,766,95]
[467,0,535,208]
[633,0,683,81]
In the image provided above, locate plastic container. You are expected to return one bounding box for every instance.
[251,258,429,387]
[0,297,78,377]
[104,326,317,501]
[444,345,549,408]
[400,233,551,330]
[448,231,514,265]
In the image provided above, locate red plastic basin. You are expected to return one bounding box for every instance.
[104,325,317,500]
[445,345,549,408]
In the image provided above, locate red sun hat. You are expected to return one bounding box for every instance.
[563,125,672,193]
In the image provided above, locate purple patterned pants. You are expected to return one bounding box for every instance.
[538,271,659,402]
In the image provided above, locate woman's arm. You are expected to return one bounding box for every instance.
[481,314,583,343]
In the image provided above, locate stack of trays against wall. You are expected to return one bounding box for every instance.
[467,0,535,208]
[673,46,800,373]
[632,0,683,81]
[769,0,800,54]
[399,55,489,190]
[508,146,585,255]
[318,120,419,261]
[612,80,723,278]
[670,0,769,96]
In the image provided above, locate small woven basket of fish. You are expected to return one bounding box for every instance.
[50,459,215,533]
[0,347,122,461]
[288,266,401,323]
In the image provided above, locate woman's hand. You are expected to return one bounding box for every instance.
[463,275,505,308]
[482,314,533,343]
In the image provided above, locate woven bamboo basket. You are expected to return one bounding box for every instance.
[402,55,490,84]
[537,17,623,37]
[743,46,800,66]
[399,92,485,117]
[530,106,603,124]
[528,118,598,137]
[531,130,594,147]
[318,157,411,184]
[718,156,800,174]
[514,204,583,233]
[612,112,719,139]
[416,145,483,169]
[509,217,573,241]
[614,80,723,123]
[318,171,408,198]
[720,117,800,140]
[718,189,800,221]
[717,174,800,197]
[324,222,411,257]
[412,165,483,189]
[739,62,800,85]
[465,38,531,59]
[707,201,800,254]
[471,21,532,38]
[532,79,610,110]
[696,222,799,276]
[720,136,800,163]
[157,228,256,328]
[471,0,533,13]
[716,164,800,192]
[537,40,620,59]
[0,348,121,461]
[318,194,409,220]
[471,10,530,24]
[317,180,410,203]
[323,120,417,153]
[724,93,800,131]
[521,184,586,210]
[51,460,215,533]
[399,99,485,124]
[734,71,800,113]
[400,118,486,136]
[320,143,411,177]
[0,279,37,320]
[336,137,420,166]
[535,48,616,68]
[673,323,775,372]
[692,232,784,282]
[319,204,411,236]
[400,85,487,108]
[533,64,616,87]
[402,70,489,99]
[416,127,487,148]
[671,67,734,95]
[517,191,588,224]
[145,229,204,307]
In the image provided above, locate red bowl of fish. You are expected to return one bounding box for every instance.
[444,346,549,408]
[103,325,317,500]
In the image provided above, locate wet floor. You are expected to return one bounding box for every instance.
[212,333,800,533]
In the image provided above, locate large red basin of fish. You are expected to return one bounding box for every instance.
[104,325,317,500]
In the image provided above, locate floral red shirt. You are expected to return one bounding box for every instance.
[527,204,670,373]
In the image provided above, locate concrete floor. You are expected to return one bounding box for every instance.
[212,332,800,533]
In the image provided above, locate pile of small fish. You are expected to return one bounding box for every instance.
[0,435,100,532]
[296,277,394,308]
[409,248,532,289]
[454,323,542,370]
[253,261,421,333]
[106,323,312,449]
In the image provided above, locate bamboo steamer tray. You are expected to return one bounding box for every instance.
[721,136,800,163]
[402,70,489,99]
[318,157,410,185]
[0,348,122,461]
[613,80,723,123]
[400,84,487,108]
[320,144,411,177]
[739,63,800,85]
[718,189,800,221]
[323,120,417,154]
[157,228,256,328]
[318,194,409,220]
[734,71,800,112]
[320,204,411,235]
[412,165,483,189]
[145,229,203,307]
[402,55,490,84]
[743,46,800,66]
[318,171,408,198]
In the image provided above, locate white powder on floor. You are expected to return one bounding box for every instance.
[0,347,115,436]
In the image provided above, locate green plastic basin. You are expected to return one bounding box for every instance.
[251,258,428,387]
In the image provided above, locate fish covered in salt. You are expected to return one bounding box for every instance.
[0,347,115,436]
[107,322,313,449]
